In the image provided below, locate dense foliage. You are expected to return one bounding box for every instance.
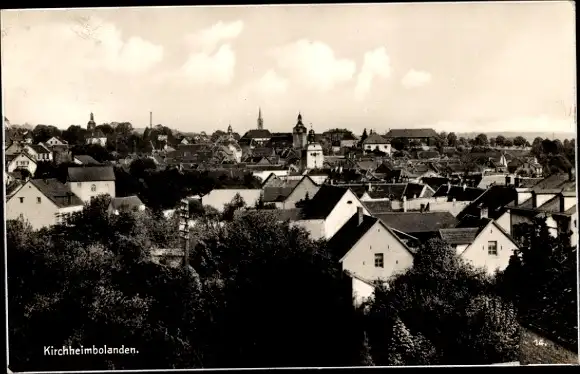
[7,198,358,371]
[498,217,578,351]
[362,239,519,365]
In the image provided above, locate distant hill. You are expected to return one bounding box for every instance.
[456,131,576,142]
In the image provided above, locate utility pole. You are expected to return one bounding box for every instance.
[178,198,190,268]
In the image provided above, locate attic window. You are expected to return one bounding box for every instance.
[347,200,353,204]
[19,197,24,203]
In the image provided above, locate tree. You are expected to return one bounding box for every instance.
[489,138,496,147]
[359,332,375,366]
[513,136,527,147]
[62,125,88,146]
[458,137,467,146]
[447,132,458,147]
[391,137,410,151]
[129,158,157,178]
[495,135,506,147]
[32,124,62,143]
[360,128,368,144]
[365,239,516,365]
[530,137,544,157]
[221,193,246,221]
[503,139,513,147]
[474,134,489,147]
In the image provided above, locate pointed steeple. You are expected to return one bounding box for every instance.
[298,112,302,122]
[257,107,264,130]
[227,122,233,134]
[87,112,96,131]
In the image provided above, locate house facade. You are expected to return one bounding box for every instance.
[6,152,37,176]
[440,219,519,275]
[66,166,116,203]
[45,136,68,147]
[5,178,84,230]
[362,132,392,154]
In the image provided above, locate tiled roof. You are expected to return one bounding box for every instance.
[241,129,272,139]
[517,178,543,188]
[30,178,84,208]
[362,133,389,144]
[29,144,51,153]
[417,150,440,159]
[432,185,485,202]
[74,155,101,165]
[535,195,562,214]
[266,208,303,221]
[301,185,349,220]
[531,173,575,192]
[403,183,425,199]
[327,213,379,259]
[263,186,295,203]
[439,228,480,245]
[110,195,144,211]
[385,128,438,138]
[375,211,458,234]
[67,166,116,182]
[362,200,393,214]
[455,215,492,231]
[457,185,518,220]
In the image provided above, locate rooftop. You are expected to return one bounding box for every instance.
[30,178,84,208]
[375,211,458,234]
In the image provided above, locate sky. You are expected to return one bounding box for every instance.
[1,3,576,135]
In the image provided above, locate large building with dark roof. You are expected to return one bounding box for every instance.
[384,128,439,146]
[66,166,116,203]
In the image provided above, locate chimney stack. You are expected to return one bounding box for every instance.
[149,112,153,129]
[514,177,520,188]
[505,175,510,186]
[531,191,537,208]
[462,183,467,191]
[559,193,565,213]
[357,206,364,226]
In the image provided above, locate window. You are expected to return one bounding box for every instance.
[374,253,384,268]
[91,184,97,192]
[19,197,24,203]
[37,197,41,204]
[488,241,498,256]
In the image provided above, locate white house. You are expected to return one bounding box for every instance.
[262,175,321,209]
[108,196,146,215]
[5,178,84,230]
[439,217,519,275]
[66,166,116,203]
[29,144,53,162]
[201,189,263,212]
[45,136,68,147]
[293,185,371,240]
[303,133,325,170]
[6,152,37,176]
[361,132,392,154]
[328,207,415,306]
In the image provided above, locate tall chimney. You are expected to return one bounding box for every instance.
[149,112,153,129]
[357,206,364,226]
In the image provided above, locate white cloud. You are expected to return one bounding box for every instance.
[2,17,163,81]
[254,69,289,95]
[354,47,392,100]
[270,39,356,92]
[185,20,244,53]
[180,44,236,86]
[401,69,432,89]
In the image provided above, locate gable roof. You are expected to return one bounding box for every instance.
[362,200,393,214]
[327,212,414,262]
[29,144,51,154]
[263,186,295,203]
[457,185,518,220]
[421,177,450,191]
[362,133,389,145]
[375,211,458,234]
[385,128,438,138]
[74,155,101,165]
[531,173,575,192]
[241,129,272,139]
[301,185,351,220]
[439,228,480,245]
[432,185,486,201]
[67,166,116,182]
[28,178,84,208]
[110,196,144,211]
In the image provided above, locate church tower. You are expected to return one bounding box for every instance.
[87,112,96,131]
[304,126,324,170]
[292,112,308,149]
[257,108,264,130]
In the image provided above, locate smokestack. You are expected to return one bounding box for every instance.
[357,206,364,226]
[149,112,153,128]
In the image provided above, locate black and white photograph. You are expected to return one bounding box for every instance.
[2,2,578,371]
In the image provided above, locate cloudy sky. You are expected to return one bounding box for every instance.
[1,3,576,135]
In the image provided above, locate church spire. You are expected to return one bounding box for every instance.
[88,112,96,131]
[257,107,264,130]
